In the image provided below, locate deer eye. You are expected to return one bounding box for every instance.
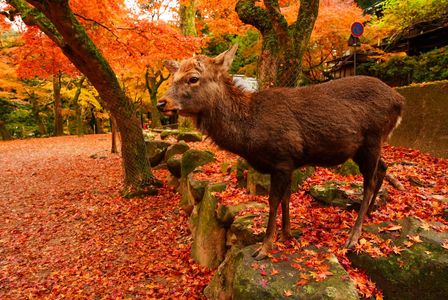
[188,76,199,84]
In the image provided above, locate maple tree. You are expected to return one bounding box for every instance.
[235,0,320,88]
[14,28,102,136]
[303,0,368,83]
[0,0,158,193]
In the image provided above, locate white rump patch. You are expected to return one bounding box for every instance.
[388,116,402,140]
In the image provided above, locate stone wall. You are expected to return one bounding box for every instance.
[390,81,448,158]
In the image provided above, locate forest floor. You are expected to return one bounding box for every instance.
[1,134,447,299]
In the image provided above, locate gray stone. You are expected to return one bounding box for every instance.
[205,245,359,300]
[164,141,190,161]
[190,183,227,268]
[145,140,171,166]
[160,129,179,140]
[181,149,215,177]
[166,154,182,178]
[334,159,360,176]
[348,217,448,300]
[177,131,203,142]
[309,181,387,210]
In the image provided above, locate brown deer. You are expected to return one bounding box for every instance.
[158,44,404,260]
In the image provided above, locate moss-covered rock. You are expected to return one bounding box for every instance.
[181,149,215,177]
[143,130,157,141]
[205,245,359,300]
[166,154,182,178]
[227,214,268,247]
[216,202,267,228]
[145,140,171,166]
[164,141,190,161]
[190,183,227,268]
[236,158,250,188]
[335,159,360,176]
[309,181,387,210]
[238,160,315,194]
[247,169,271,195]
[160,129,179,140]
[177,131,203,142]
[291,167,315,192]
[348,217,448,300]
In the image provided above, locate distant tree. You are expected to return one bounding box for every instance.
[369,0,448,41]
[236,0,320,88]
[1,0,157,194]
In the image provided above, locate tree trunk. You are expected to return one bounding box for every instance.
[178,1,197,128]
[179,0,197,36]
[0,120,11,140]
[111,116,118,154]
[72,76,86,137]
[148,91,161,129]
[145,75,162,129]
[29,93,47,135]
[96,117,105,134]
[6,0,159,193]
[236,0,320,88]
[53,71,63,136]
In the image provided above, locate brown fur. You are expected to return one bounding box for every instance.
[159,45,404,260]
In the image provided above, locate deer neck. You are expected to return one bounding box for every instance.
[199,81,252,155]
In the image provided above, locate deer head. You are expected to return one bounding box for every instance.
[157,44,239,117]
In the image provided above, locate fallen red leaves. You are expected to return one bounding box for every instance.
[1,136,447,299]
[0,135,212,299]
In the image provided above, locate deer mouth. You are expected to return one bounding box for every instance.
[160,109,178,116]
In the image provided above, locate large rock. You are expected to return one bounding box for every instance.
[181,150,215,178]
[227,214,268,247]
[205,245,359,300]
[244,163,315,196]
[164,141,190,161]
[177,131,203,142]
[236,158,250,188]
[145,140,171,166]
[348,217,448,300]
[291,167,315,192]
[166,154,182,178]
[216,201,267,228]
[247,169,271,195]
[334,159,360,176]
[160,129,179,140]
[309,181,387,210]
[190,183,227,268]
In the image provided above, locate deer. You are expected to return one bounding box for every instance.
[157,44,404,260]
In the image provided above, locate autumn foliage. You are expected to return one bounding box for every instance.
[1,135,447,298]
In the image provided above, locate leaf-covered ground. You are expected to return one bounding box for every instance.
[1,135,447,298]
[0,135,212,299]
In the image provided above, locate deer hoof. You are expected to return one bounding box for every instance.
[252,245,269,260]
[278,232,292,242]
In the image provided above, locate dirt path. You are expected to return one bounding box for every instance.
[0,135,211,299]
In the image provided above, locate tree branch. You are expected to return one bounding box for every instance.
[5,0,65,47]
[263,0,287,34]
[235,0,272,34]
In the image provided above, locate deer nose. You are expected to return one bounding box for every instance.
[157,100,167,111]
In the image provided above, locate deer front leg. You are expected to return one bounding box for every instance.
[253,172,291,260]
[345,149,379,248]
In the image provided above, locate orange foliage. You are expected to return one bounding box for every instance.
[14,27,78,79]
[196,0,248,36]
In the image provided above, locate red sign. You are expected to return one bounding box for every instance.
[351,22,364,38]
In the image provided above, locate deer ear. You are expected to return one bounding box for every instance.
[164,60,180,74]
[214,43,239,71]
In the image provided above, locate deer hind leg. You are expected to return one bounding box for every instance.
[252,172,291,260]
[345,145,381,249]
[279,186,292,242]
[367,159,387,215]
